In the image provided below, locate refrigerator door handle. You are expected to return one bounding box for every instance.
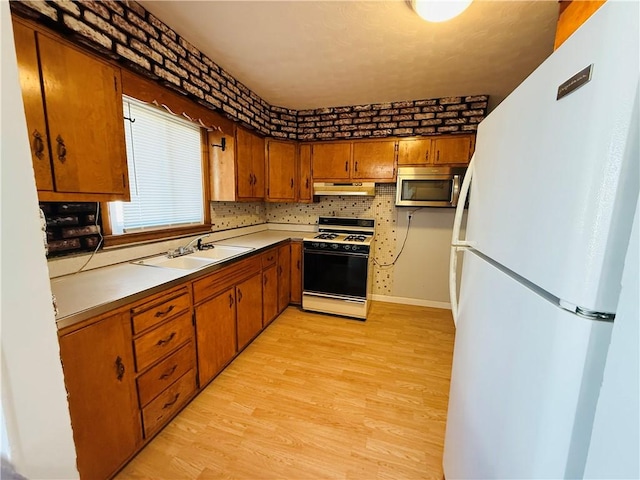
[449,155,475,326]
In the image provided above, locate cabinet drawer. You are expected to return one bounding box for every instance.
[142,369,196,438]
[137,341,195,407]
[134,312,192,372]
[131,289,190,334]
[193,256,261,304]
[261,248,277,268]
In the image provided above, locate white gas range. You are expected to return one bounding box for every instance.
[302,217,375,320]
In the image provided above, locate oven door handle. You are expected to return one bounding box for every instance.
[303,249,369,258]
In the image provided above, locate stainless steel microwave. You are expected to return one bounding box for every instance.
[395,166,467,207]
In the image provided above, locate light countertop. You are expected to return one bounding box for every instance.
[52,230,306,330]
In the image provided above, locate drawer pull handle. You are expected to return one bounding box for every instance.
[115,356,125,381]
[163,393,180,409]
[344,161,348,171]
[290,178,294,189]
[56,135,67,163]
[229,293,234,308]
[355,161,358,172]
[268,256,274,261]
[32,130,45,159]
[156,332,176,346]
[305,178,309,189]
[154,305,175,318]
[159,365,177,380]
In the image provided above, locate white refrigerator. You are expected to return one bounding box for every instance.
[444,2,639,479]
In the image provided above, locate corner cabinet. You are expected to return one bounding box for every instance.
[210,126,265,202]
[266,139,297,202]
[311,139,397,182]
[298,144,313,202]
[398,134,475,166]
[12,18,129,202]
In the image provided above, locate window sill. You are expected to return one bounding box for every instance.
[103,224,212,248]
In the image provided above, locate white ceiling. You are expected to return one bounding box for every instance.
[142,1,559,111]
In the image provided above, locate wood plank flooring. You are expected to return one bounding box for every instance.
[116,301,455,480]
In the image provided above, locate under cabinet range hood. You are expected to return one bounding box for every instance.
[313,182,376,196]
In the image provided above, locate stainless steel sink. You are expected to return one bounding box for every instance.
[131,245,254,271]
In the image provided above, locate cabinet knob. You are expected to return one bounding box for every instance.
[305,178,309,189]
[290,178,294,189]
[238,289,243,302]
[264,275,268,286]
[228,293,234,308]
[345,161,348,171]
[56,135,67,163]
[32,130,45,159]
[355,161,358,172]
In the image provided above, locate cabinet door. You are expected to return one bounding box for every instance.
[311,142,351,181]
[38,34,128,195]
[290,241,303,305]
[12,21,54,191]
[266,140,296,201]
[235,128,254,199]
[262,265,278,327]
[58,312,142,480]
[298,144,313,202]
[432,135,475,165]
[398,138,432,166]
[236,273,263,350]
[277,243,291,313]
[195,287,237,386]
[352,140,397,180]
[251,133,265,198]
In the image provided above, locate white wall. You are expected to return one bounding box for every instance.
[584,198,639,478]
[0,3,78,477]
[390,208,464,308]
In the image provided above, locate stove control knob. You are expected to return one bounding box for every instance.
[312,242,319,248]
[331,243,339,249]
[344,245,351,250]
[320,243,327,249]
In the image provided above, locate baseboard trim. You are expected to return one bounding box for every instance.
[370,294,451,310]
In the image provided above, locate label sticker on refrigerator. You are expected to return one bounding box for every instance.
[557,64,593,100]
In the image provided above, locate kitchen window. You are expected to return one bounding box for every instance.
[104,96,211,245]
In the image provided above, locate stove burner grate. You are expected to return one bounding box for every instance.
[315,233,339,240]
[344,234,368,242]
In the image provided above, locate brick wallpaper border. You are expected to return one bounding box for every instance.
[13,0,488,141]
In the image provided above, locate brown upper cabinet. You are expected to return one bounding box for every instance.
[236,127,265,200]
[554,1,605,50]
[210,126,265,202]
[266,139,297,202]
[311,139,397,182]
[298,144,313,203]
[398,134,475,167]
[12,18,130,202]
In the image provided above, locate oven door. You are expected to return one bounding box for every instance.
[303,248,368,299]
[395,174,461,207]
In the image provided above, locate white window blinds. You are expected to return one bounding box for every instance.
[110,97,204,234]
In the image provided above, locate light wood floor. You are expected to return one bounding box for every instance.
[116,301,456,480]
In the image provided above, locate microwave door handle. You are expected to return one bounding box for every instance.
[451,175,461,206]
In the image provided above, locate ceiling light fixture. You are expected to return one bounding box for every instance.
[410,0,473,22]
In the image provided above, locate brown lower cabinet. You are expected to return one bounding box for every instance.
[290,241,303,305]
[236,272,264,350]
[194,287,237,387]
[277,243,291,313]
[58,243,301,479]
[58,312,142,480]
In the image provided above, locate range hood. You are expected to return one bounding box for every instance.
[313,182,375,196]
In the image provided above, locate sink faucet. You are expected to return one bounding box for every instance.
[167,233,212,258]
